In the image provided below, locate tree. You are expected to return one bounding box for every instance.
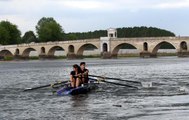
[22,31,38,43]
[0,26,10,45]
[0,21,21,45]
[36,17,64,42]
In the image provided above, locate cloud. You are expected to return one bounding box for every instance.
[0,0,189,35]
[0,15,38,34]
[62,0,105,10]
[1,0,189,15]
[156,0,189,9]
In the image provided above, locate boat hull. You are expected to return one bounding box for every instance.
[57,81,98,96]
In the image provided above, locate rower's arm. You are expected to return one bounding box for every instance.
[70,75,73,82]
[84,69,89,75]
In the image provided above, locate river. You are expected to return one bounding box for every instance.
[0,57,189,120]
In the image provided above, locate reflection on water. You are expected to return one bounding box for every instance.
[0,57,189,120]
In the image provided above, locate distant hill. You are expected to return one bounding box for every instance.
[64,26,175,40]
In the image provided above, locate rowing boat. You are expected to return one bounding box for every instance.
[57,79,98,96]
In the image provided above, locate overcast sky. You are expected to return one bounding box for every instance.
[0,0,189,36]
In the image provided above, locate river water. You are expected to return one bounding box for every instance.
[0,57,189,120]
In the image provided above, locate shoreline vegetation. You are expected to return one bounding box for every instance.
[0,53,177,61]
[0,17,175,45]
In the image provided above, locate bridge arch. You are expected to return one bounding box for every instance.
[112,43,138,57]
[180,41,187,51]
[15,49,20,55]
[152,41,176,55]
[41,47,46,54]
[47,46,65,56]
[0,50,13,57]
[143,42,148,51]
[103,43,108,52]
[77,43,98,56]
[22,48,38,57]
[68,45,75,53]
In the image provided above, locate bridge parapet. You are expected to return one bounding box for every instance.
[111,36,189,41]
[110,37,179,41]
[16,38,100,47]
[1,45,17,49]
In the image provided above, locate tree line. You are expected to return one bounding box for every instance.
[0,17,175,45]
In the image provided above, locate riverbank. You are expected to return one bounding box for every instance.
[0,53,178,61]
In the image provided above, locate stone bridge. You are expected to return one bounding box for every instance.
[0,39,100,59]
[0,28,189,59]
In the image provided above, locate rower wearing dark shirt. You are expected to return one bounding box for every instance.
[70,64,82,88]
[80,62,89,84]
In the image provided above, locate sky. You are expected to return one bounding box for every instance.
[0,0,189,36]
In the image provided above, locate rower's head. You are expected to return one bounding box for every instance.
[73,64,79,71]
[80,62,86,69]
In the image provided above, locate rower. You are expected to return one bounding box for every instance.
[80,62,89,84]
[70,64,82,88]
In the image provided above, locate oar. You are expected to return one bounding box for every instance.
[23,81,68,92]
[89,75,141,84]
[89,77,138,89]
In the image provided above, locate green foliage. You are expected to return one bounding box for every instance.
[64,26,175,40]
[65,30,107,40]
[159,43,175,49]
[36,17,64,42]
[0,26,10,45]
[22,31,38,43]
[117,27,175,38]
[121,44,137,49]
[64,33,78,40]
[3,56,14,61]
[0,21,21,45]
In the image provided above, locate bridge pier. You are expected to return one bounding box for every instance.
[101,52,112,59]
[20,56,30,60]
[140,52,158,58]
[149,53,157,58]
[177,51,189,57]
[140,52,152,58]
[140,51,162,58]
[39,54,48,59]
[67,53,77,59]
[14,55,22,60]
[45,55,57,59]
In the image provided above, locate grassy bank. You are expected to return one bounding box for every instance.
[157,53,177,56]
[3,56,14,61]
